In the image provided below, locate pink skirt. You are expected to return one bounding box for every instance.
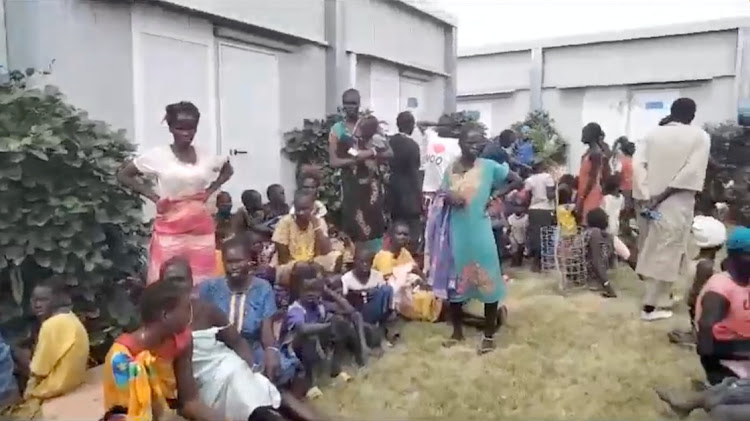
[147,197,217,285]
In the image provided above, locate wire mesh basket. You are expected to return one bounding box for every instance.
[541,226,588,293]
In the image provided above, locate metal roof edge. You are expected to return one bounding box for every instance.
[459,16,750,58]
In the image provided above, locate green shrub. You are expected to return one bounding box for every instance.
[282,115,344,225]
[511,110,567,165]
[0,70,146,360]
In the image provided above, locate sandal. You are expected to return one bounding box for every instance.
[477,336,495,355]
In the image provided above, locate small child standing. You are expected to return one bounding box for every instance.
[507,206,529,267]
[601,174,634,267]
[667,215,726,347]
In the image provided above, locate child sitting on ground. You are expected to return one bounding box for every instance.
[341,248,395,341]
[284,262,366,398]
[507,203,529,267]
[667,215,726,347]
[373,221,441,322]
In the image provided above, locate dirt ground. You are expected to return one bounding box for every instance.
[316,266,709,420]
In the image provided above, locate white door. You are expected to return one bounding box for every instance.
[458,101,493,137]
[131,5,217,153]
[370,61,400,130]
[628,89,681,144]
[217,42,280,209]
[399,77,426,122]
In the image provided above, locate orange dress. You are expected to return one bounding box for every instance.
[577,151,604,220]
[619,156,633,192]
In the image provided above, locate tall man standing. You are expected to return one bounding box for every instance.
[636,98,711,321]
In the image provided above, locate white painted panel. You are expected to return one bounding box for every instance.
[370,61,400,129]
[399,77,426,121]
[544,31,737,88]
[131,4,216,153]
[628,89,681,144]
[458,100,493,136]
[457,51,531,95]
[157,0,326,43]
[345,0,446,73]
[575,88,628,173]
[218,43,280,206]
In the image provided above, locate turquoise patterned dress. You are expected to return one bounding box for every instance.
[442,158,509,304]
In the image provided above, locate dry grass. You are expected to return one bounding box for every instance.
[315,267,709,420]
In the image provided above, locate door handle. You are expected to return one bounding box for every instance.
[229,149,248,156]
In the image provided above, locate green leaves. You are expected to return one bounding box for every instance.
[0,71,146,359]
[282,115,345,224]
[511,110,568,166]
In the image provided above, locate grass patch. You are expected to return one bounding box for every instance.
[316,267,707,420]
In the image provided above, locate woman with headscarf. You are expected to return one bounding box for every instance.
[327,89,392,253]
[427,123,523,354]
[117,101,233,284]
[576,122,609,223]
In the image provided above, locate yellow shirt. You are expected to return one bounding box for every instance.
[372,248,415,277]
[27,312,89,400]
[272,215,319,262]
[556,204,577,236]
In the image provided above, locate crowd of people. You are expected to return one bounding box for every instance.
[1,90,750,421]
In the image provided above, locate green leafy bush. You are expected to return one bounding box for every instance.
[438,110,487,138]
[282,115,344,225]
[0,71,146,359]
[511,110,567,165]
[703,122,750,224]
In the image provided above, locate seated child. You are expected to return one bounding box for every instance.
[272,190,341,285]
[341,248,394,331]
[507,205,529,267]
[285,263,366,397]
[373,221,441,322]
[668,215,726,347]
[9,278,89,418]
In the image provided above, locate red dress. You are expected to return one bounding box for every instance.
[577,151,604,220]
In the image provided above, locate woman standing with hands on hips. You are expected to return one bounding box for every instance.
[434,123,523,354]
[118,101,233,284]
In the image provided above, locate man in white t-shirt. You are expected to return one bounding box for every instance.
[524,164,556,271]
[422,127,461,196]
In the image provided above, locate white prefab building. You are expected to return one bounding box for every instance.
[457,17,750,173]
[1,0,457,202]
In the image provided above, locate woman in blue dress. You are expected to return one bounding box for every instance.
[437,123,523,353]
[198,236,300,387]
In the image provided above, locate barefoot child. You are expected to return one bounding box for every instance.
[373,221,441,322]
[341,248,395,339]
[284,263,366,397]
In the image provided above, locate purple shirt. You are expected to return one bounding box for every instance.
[284,300,327,332]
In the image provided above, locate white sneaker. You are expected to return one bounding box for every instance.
[641,310,673,321]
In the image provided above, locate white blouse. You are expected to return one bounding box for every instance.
[133,145,227,200]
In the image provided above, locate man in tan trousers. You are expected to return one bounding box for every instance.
[636,98,711,321]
